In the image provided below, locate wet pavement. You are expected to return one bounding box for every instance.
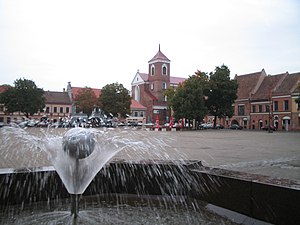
[0,127,299,181]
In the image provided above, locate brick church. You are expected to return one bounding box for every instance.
[131,46,185,124]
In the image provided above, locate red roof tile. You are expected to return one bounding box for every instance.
[235,70,265,100]
[72,87,101,99]
[273,72,300,95]
[0,85,12,94]
[131,99,146,110]
[251,73,286,100]
[44,91,71,104]
[139,73,148,81]
[148,46,170,63]
[170,76,186,85]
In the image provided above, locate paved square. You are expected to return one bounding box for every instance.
[1,127,299,181]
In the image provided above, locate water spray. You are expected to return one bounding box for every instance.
[62,128,95,219]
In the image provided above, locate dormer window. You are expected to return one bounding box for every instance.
[162,64,167,75]
[151,65,155,76]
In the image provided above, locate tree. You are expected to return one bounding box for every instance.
[99,83,131,118]
[164,87,176,110]
[171,71,208,124]
[205,65,238,128]
[0,78,45,118]
[74,87,98,116]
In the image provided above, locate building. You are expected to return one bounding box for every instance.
[0,87,72,123]
[131,46,186,124]
[66,82,101,116]
[231,70,300,131]
[43,91,72,122]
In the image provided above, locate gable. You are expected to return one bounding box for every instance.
[131,71,148,85]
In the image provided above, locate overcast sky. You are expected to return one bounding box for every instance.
[0,0,299,91]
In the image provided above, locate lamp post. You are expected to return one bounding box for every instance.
[268,96,273,133]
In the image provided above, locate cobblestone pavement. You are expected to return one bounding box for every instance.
[1,127,299,181]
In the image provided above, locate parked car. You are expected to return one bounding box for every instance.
[199,123,213,129]
[214,124,224,129]
[261,125,276,131]
[229,124,242,130]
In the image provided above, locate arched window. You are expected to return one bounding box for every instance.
[134,85,140,102]
[162,82,167,90]
[162,64,167,75]
[151,65,155,76]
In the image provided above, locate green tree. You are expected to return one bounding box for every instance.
[99,83,131,118]
[74,87,98,116]
[206,65,238,128]
[0,78,45,118]
[164,87,176,110]
[171,71,208,124]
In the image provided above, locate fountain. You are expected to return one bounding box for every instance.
[0,126,299,224]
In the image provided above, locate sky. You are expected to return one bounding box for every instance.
[0,0,299,92]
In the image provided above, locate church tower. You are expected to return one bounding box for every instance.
[146,45,171,123]
[148,45,171,102]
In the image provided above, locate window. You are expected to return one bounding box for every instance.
[54,107,57,113]
[284,100,289,111]
[164,95,167,102]
[274,101,278,111]
[66,107,69,113]
[252,105,256,113]
[265,105,270,112]
[46,107,50,113]
[60,107,63,113]
[135,85,140,102]
[151,65,155,76]
[140,112,144,117]
[238,105,245,116]
[162,82,167,90]
[150,83,154,90]
[162,64,167,75]
[258,105,262,113]
[134,111,138,117]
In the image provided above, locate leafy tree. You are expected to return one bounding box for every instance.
[0,78,45,118]
[74,87,98,116]
[164,87,176,110]
[99,83,131,117]
[171,71,208,124]
[205,65,238,128]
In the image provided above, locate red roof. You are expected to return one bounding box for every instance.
[131,99,146,110]
[72,87,101,99]
[44,91,71,104]
[139,73,149,81]
[235,70,264,100]
[251,73,287,100]
[170,76,186,85]
[0,85,12,94]
[148,46,170,63]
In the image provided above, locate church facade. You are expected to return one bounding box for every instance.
[131,46,185,124]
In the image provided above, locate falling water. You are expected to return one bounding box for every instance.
[0,126,238,224]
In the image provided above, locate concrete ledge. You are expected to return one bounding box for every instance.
[0,160,299,224]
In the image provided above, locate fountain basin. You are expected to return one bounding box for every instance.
[0,160,299,224]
